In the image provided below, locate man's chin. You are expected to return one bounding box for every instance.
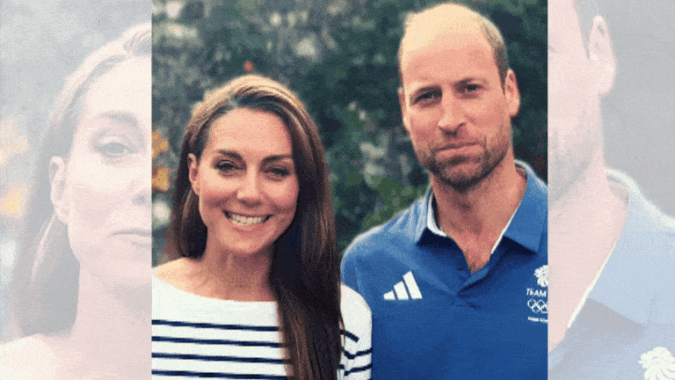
[433,166,485,190]
[428,156,501,191]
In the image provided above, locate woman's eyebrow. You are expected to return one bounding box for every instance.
[97,111,139,128]
[213,150,292,165]
[86,111,143,142]
[262,155,293,165]
[215,149,243,161]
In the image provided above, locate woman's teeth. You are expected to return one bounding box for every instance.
[227,212,269,226]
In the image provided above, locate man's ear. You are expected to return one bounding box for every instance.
[588,16,616,96]
[49,157,69,224]
[398,87,411,134]
[187,153,201,196]
[504,69,521,118]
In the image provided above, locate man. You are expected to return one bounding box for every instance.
[341,3,547,378]
[548,1,675,378]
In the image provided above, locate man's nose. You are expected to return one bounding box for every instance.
[437,95,465,134]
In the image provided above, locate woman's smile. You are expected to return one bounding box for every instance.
[224,211,272,227]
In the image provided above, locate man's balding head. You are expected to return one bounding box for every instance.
[397,3,509,87]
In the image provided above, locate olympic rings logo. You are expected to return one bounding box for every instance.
[527,299,548,314]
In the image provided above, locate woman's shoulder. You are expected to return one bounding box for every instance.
[153,257,189,285]
[0,335,58,379]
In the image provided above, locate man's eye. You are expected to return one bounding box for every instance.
[95,142,130,157]
[462,84,481,93]
[414,92,440,104]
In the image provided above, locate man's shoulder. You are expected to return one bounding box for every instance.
[618,172,675,261]
[342,196,426,261]
[605,172,675,313]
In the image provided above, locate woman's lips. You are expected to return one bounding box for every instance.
[113,229,152,247]
[114,228,152,236]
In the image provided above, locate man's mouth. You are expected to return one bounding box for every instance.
[225,211,272,226]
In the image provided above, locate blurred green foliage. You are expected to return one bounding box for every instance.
[151,0,546,265]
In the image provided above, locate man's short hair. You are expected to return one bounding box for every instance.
[397,3,509,87]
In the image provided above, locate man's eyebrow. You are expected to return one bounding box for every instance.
[456,77,486,85]
[407,77,486,97]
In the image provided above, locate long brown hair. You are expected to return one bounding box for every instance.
[170,74,342,380]
[9,24,151,337]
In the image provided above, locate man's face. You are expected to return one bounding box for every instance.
[399,26,520,190]
[549,0,605,199]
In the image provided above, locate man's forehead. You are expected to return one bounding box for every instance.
[400,32,496,88]
[405,27,488,51]
[401,11,486,58]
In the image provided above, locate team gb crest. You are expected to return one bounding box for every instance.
[534,265,548,288]
[639,347,675,380]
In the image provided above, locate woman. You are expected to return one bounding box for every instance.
[1,24,151,379]
[152,74,372,379]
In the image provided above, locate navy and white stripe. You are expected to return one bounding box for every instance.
[152,277,371,379]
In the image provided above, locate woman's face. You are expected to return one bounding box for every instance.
[50,56,152,283]
[188,108,299,259]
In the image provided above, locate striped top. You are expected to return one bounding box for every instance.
[152,276,372,379]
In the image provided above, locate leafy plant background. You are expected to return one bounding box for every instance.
[151,0,547,265]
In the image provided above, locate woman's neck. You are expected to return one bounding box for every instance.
[178,246,275,302]
[40,268,151,379]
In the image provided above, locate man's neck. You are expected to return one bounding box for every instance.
[548,150,628,351]
[432,157,527,272]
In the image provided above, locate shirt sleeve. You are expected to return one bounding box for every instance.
[340,289,372,380]
[341,245,360,292]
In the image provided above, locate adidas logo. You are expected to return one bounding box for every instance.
[383,271,423,300]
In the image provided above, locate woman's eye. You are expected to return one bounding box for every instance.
[95,142,130,157]
[268,167,291,178]
[216,161,237,173]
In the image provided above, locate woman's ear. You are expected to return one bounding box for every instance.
[187,153,201,196]
[49,156,69,224]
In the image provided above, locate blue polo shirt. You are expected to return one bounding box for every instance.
[342,162,547,379]
[549,171,675,380]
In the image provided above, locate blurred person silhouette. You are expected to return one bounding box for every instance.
[341,3,547,379]
[549,0,675,378]
[0,24,151,379]
[152,74,371,379]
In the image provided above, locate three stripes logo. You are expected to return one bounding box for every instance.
[383,271,423,300]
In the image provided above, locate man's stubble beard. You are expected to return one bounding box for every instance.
[417,125,512,192]
[548,107,600,204]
